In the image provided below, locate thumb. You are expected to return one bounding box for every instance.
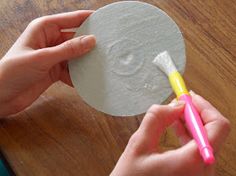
[35,35,96,66]
[127,101,185,153]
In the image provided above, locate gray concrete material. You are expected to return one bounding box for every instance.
[69,1,186,116]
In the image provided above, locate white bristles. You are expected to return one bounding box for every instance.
[152,51,177,76]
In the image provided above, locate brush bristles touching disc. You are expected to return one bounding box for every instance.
[153,51,177,76]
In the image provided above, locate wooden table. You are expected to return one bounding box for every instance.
[0,0,235,175]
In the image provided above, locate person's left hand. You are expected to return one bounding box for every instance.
[0,10,96,117]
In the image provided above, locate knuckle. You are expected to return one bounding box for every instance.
[129,132,139,145]
[64,40,79,56]
[127,132,143,154]
[32,49,47,62]
[149,104,160,110]
[220,118,231,134]
[28,16,49,28]
[30,50,52,71]
[147,104,162,116]
[33,49,45,58]
[36,48,51,58]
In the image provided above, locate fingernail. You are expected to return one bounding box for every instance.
[168,100,185,107]
[189,90,197,96]
[81,35,96,51]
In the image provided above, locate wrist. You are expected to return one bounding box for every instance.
[0,60,10,117]
[0,60,4,101]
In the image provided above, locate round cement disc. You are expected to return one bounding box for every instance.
[69,1,186,116]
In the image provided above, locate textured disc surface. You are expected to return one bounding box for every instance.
[69,1,186,116]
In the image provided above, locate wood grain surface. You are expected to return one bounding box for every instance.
[0,0,235,175]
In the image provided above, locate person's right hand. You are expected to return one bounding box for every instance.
[111,91,230,176]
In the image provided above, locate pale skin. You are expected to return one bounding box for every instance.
[0,11,230,176]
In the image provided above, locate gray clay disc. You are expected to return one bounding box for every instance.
[69,1,186,116]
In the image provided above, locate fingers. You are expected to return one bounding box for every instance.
[126,102,185,154]
[34,35,96,67]
[33,10,94,29]
[52,32,77,47]
[169,99,191,145]
[190,90,218,122]
[60,68,73,87]
[190,91,231,152]
[61,32,76,42]
[171,119,191,145]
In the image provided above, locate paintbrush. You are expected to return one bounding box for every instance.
[152,51,215,164]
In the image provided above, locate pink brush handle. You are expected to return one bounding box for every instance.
[179,94,215,164]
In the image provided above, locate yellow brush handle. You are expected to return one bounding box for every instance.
[169,71,189,98]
